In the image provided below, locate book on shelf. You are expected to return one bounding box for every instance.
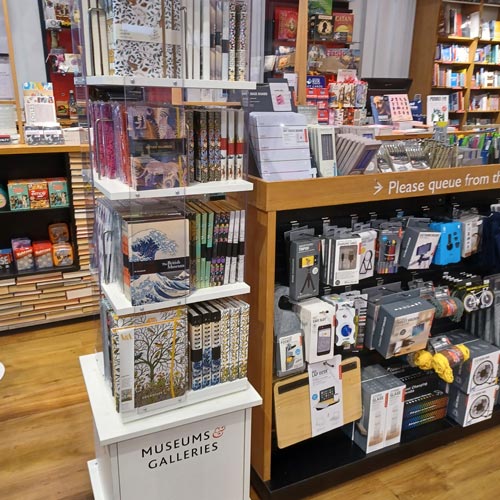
[79,0,250,81]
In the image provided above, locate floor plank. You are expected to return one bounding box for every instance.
[1,319,500,500]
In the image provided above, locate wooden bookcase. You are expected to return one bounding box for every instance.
[0,145,98,330]
[410,0,500,128]
[243,165,500,498]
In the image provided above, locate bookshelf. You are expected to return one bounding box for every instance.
[410,0,500,127]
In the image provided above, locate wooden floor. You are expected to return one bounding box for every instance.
[1,319,500,500]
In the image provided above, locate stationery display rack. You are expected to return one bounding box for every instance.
[410,0,500,128]
[243,165,500,499]
[71,0,263,497]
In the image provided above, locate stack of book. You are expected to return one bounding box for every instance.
[100,297,250,413]
[89,102,247,189]
[433,65,467,87]
[186,199,245,289]
[186,109,245,184]
[188,298,249,390]
[435,44,469,63]
[249,112,313,181]
[82,0,250,81]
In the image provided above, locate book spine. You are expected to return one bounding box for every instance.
[201,315,212,388]
[237,208,245,283]
[235,0,248,81]
[118,326,135,412]
[237,300,249,378]
[210,208,221,286]
[111,328,121,412]
[218,209,230,286]
[235,108,245,179]
[214,111,222,181]
[188,309,203,390]
[165,0,175,78]
[205,208,214,288]
[173,0,183,78]
[217,303,231,383]
[195,111,209,182]
[210,308,221,385]
[228,301,240,381]
[193,0,201,79]
[88,0,103,76]
[220,110,228,181]
[208,111,217,182]
[186,110,195,184]
[227,109,236,179]
[210,0,217,80]
[195,210,202,288]
[228,0,237,81]
[221,0,230,80]
[199,208,207,287]
[224,209,235,285]
[229,209,240,284]
[201,0,211,80]
[215,0,223,80]
[184,0,194,79]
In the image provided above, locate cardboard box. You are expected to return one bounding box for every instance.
[446,332,500,393]
[349,365,406,452]
[447,384,498,427]
[375,299,435,358]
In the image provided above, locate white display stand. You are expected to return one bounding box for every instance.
[81,353,262,500]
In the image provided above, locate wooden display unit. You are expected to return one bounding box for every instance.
[0,145,98,330]
[244,166,500,498]
[410,0,500,128]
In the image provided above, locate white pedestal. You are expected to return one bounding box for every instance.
[81,354,261,500]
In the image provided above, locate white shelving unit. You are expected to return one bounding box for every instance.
[93,175,254,201]
[81,354,261,499]
[101,281,251,316]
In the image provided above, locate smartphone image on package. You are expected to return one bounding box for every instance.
[317,324,332,356]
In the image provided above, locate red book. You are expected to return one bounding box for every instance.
[274,7,298,41]
[333,13,354,44]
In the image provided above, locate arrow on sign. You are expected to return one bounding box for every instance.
[374,181,383,195]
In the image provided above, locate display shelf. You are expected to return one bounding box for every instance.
[479,38,500,43]
[471,86,500,89]
[86,75,257,90]
[468,109,500,112]
[80,352,261,446]
[102,281,251,316]
[247,164,500,212]
[93,175,254,201]
[449,109,466,113]
[431,85,465,89]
